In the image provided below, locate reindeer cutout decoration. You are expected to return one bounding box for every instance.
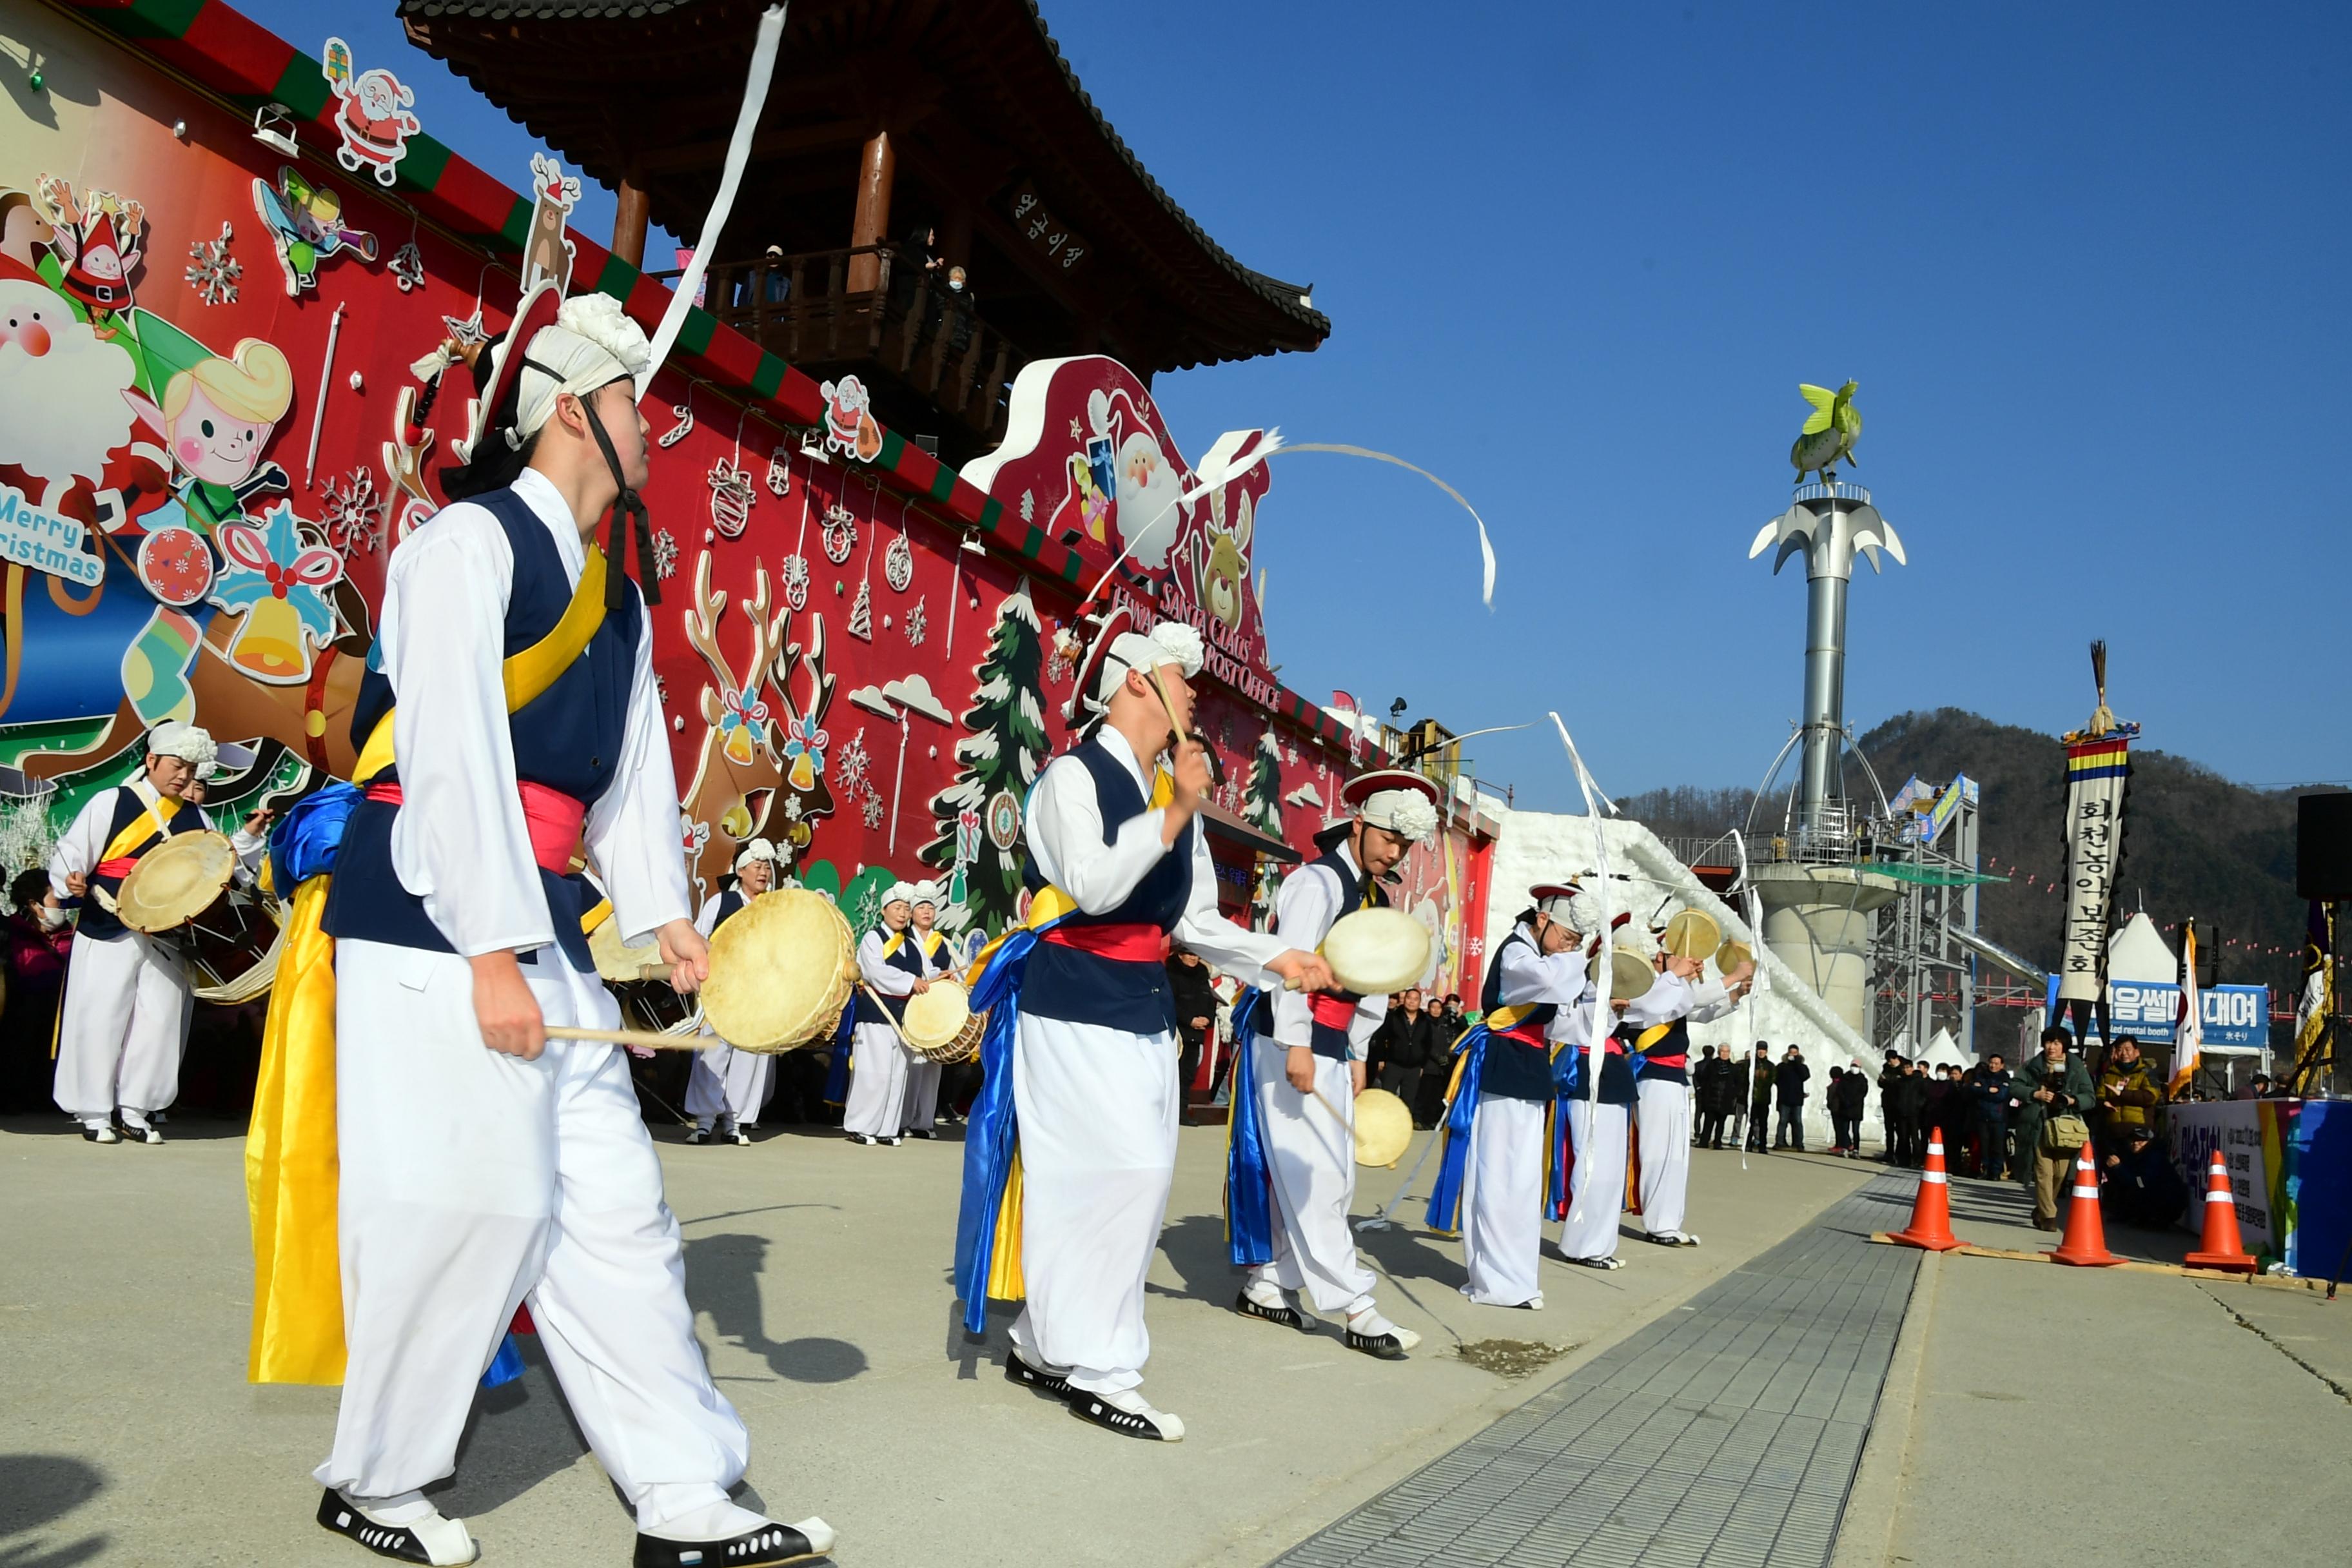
[678,549,838,888]
[1190,486,1254,633]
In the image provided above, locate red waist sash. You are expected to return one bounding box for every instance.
[1308,993,1358,1030]
[93,857,143,879]
[365,779,585,876]
[1040,921,1164,962]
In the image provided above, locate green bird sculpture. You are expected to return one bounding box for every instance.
[1789,380,1861,482]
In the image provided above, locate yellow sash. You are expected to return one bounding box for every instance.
[245,546,612,1386]
[97,791,180,867]
[1636,1023,1672,1053]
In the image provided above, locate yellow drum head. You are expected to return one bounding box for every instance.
[1714,939,1754,976]
[1611,948,1660,1003]
[901,978,973,1052]
[115,830,237,932]
[1660,908,1721,961]
[700,888,858,1051]
[1353,1086,1413,1167]
[1320,907,1431,995]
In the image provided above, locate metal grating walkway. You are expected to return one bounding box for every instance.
[1271,1175,1921,1568]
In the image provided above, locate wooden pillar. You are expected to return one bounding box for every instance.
[612,173,651,269]
[846,126,895,292]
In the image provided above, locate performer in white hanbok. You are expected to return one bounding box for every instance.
[302,282,829,1567]
[844,881,926,1144]
[1625,934,1752,1246]
[684,839,780,1146]
[47,721,266,1144]
[1559,912,1646,1271]
[1235,768,1440,1357]
[898,881,952,1138]
[1435,886,1595,1309]
[969,618,1330,1443]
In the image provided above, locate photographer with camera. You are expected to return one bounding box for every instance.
[2013,1026,2097,1230]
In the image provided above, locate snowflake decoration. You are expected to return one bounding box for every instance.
[1019,489,1035,524]
[389,240,425,293]
[766,447,791,496]
[658,405,694,449]
[1068,416,1083,440]
[184,222,240,306]
[707,456,754,539]
[861,793,886,830]
[649,527,679,581]
[821,504,857,564]
[904,596,927,646]
[654,673,669,707]
[1464,934,1485,960]
[320,468,386,556]
[883,529,913,592]
[846,578,872,640]
[836,728,872,798]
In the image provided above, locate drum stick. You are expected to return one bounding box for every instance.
[544,1025,717,1052]
[1144,665,1224,787]
[859,982,921,1051]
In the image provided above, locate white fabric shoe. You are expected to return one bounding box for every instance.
[1069,1386,1185,1442]
[82,1122,120,1144]
[317,1489,478,1565]
[1344,1306,1422,1358]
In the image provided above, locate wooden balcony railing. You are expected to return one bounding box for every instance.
[663,244,1023,444]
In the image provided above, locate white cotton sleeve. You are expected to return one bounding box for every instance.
[48,789,115,899]
[379,507,554,958]
[694,892,724,939]
[859,928,918,995]
[1266,863,1339,1049]
[1173,823,1288,990]
[583,603,693,946]
[1023,752,1170,913]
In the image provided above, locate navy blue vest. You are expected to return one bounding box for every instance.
[323,485,645,973]
[1631,1015,1691,1085]
[1254,848,1385,1061]
[1021,736,1197,1035]
[76,787,212,942]
[710,888,746,930]
[1478,929,1560,1102]
[854,930,927,1024]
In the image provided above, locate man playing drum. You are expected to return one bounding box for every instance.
[845,881,926,1146]
[685,839,781,1146]
[308,283,830,1567]
[1444,885,1597,1308]
[46,721,266,1144]
[1236,768,1440,1357]
[983,618,1331,1443]
[899,881,953,1138]
[1558,908,1648,1272]
[1623,919,1752,1247]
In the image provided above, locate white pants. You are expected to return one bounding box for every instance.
[900,1057,942,1132]
[53,928,190,1126]
[1634,1077,1693,1237]
[1459,1093,1545,1306]
[1558,1099,1630,1262]
[841,1020,909,1137]
[685,1038,772,1129]
[1247,1044,1375,1315]
[318,939,749,1518]
[1006,1011,1175,1396]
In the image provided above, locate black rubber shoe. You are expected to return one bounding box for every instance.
[315,1489,476,1565]
[1233,1289,1303,1329]
[632,1518,833,1567]
[1004,1350,1073,1400]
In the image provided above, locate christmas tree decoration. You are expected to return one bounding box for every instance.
[1244,728,1284,835]
[920,578,1045,937]
[184,222,240,306]
[847,578,871,640]
[389,240,424,292]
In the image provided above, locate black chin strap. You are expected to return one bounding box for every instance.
[580,399,659,609]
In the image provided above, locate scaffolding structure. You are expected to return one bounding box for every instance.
[1865,777,1993,1057]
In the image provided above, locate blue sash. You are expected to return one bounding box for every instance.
[1221,989,1277,1268]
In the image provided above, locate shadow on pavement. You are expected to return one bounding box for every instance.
[0,1453,110,1566]
[687,1232,872,1384]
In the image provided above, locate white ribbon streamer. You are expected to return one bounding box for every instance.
[1550,710,1618,1230]
[636,4,788,399]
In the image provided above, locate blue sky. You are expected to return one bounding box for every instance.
[239,2,2351,810]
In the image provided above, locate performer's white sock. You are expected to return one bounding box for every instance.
[638,1497,774,1542]
[1348,1304,1422,1350]
[1242,1277,1288,1310]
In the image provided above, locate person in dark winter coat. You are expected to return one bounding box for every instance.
[1878,1055,1909,1164]
[1772,1047,1812,1150]
[1963,1055,2014,1179]
[1828,1064,1869,1155]
[2102,1124,2189,1229]
[1165,946,1219,1126]
[2014,1028,2098,1230]
[1745,1044,1774,1152]
[1886,1061,1930,1167]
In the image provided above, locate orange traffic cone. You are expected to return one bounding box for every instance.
[2184,1150,2257,1271]
[2048,1142,2122,1267]
[1888,1126,1968,1251]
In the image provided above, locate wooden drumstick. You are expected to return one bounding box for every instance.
[544,1024,710,1052]
[1145,664,1226,788]
[859,981,921,1051]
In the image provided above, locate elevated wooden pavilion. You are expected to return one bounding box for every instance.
[397,0,1330,460]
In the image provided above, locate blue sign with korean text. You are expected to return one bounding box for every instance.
[2043,978,2271,1050]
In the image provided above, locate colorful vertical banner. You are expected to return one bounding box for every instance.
[2291,899,2334,1091]
[2057,730,2133,1002]
[2168,919,2202,1094]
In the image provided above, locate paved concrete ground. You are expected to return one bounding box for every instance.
[1834,1161,2352,1568]
[0,1115,1866,1567]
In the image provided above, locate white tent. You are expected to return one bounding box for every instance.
[1919,1026,1973,1070]
[2105,911,2177,985]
